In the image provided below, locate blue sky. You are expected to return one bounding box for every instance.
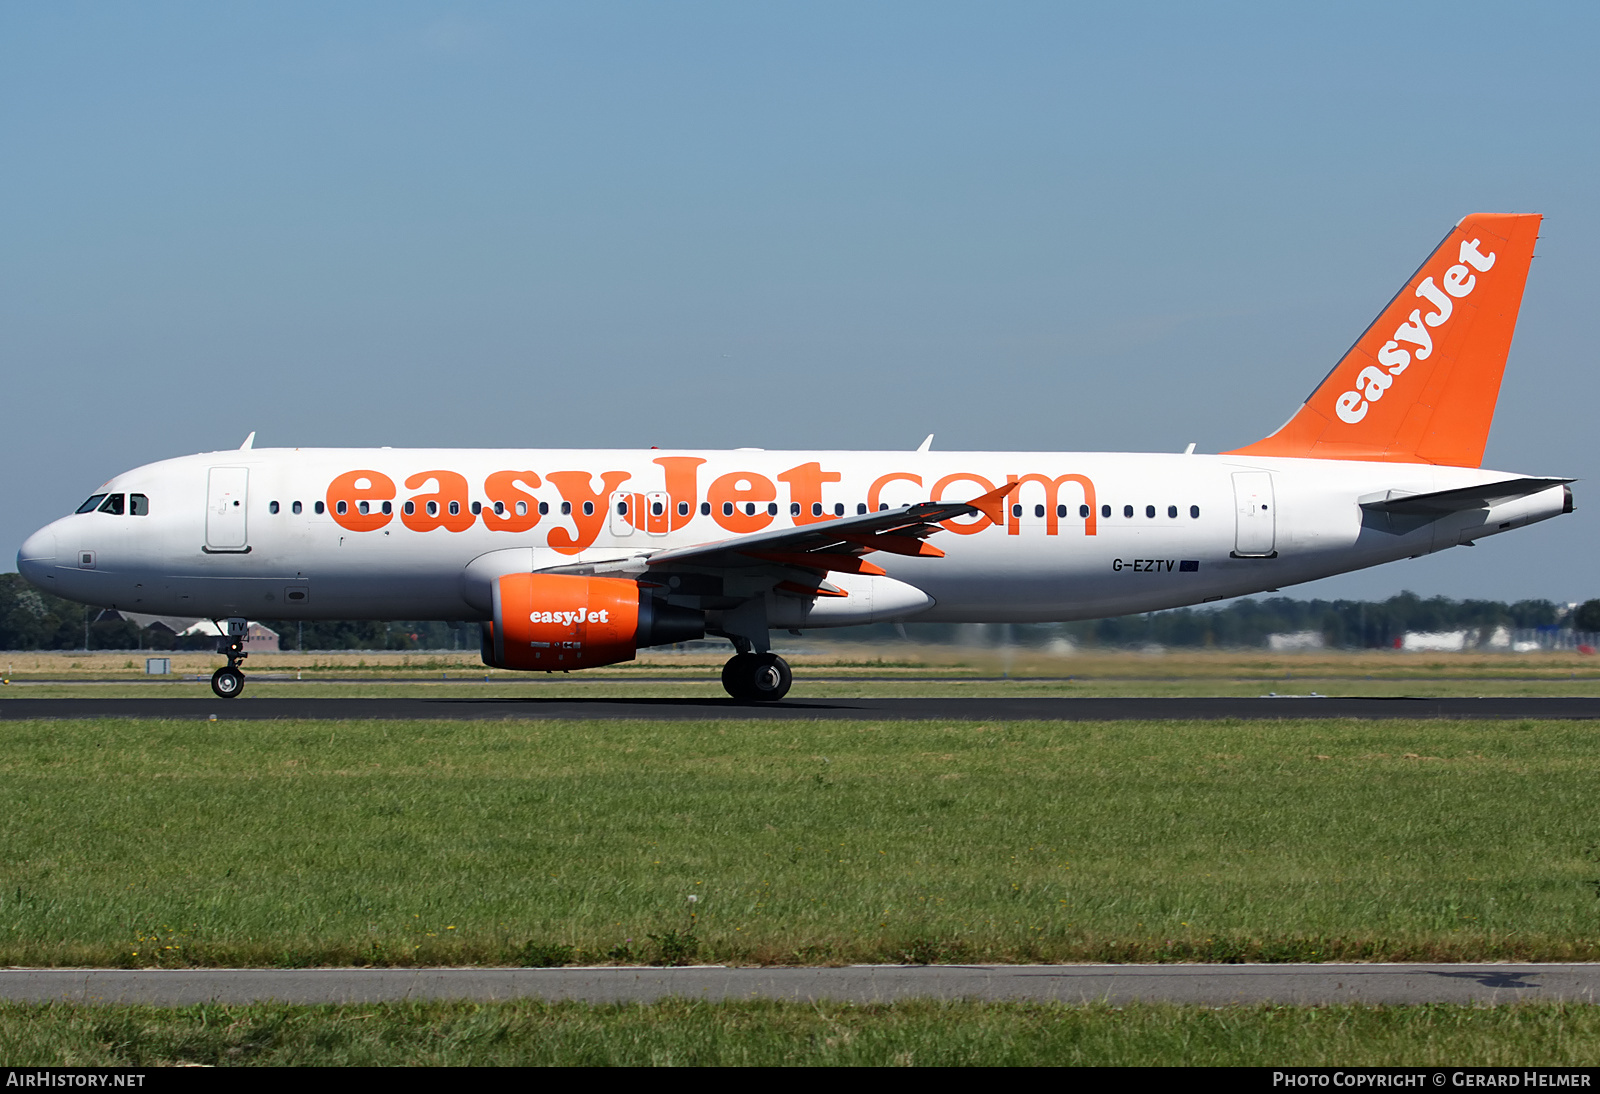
[3,2,1596,602]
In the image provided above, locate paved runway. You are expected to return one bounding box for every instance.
[3,964,1596,1006]
[2,695,1599,720]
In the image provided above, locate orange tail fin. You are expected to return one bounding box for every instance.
[1227,213,1541,467]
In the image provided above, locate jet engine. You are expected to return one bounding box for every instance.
[481,573,704,671]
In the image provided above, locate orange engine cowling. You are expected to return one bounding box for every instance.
[481,573,704,671]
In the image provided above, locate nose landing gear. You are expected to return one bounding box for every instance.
[210,664,245,698]
[721,651,792,701]
[210,618,249,699]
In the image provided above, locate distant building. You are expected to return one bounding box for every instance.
[1400,631,1468,652]
[104,611,194,639]
[178,620,281,652]
[90,611,277,652]
[1268,631,1324,651]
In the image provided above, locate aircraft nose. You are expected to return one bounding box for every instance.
[16,527,58,587]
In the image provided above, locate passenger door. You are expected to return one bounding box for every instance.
[206,467,250,552]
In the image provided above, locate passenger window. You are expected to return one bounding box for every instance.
[767,502,778,516]
[678,502,690,517]
[617,501,628,515]
[315,501,325,515]
[336,501,348,515]
[1079,505,1090,518]
[98,494,125,515]
[448,501,460,516]
[382,501,393,515]
[494,501,505,515]
[1056,504,1067,518]
[879,503,888,511]
[652,501,663,516]
[790,503,801,516]
[700,502,711,516]
[1123,505,1133,518]
[834,503,844,516]
[269,501,280,514]
[722,502,734,517]
[426,501,439,517]
[1168,505,1177,518]
[1190,505,1200,519]
[471,501,481,515]
[812,503,823,517]
[514,501,525,517]
[1101,504,1111,519]
[540,502,550,516]
[292,501,302,515]
[1145,505,1155,518]
[857,504,867,515]
[403,501,415,516]
[76,494,108,514]
[560,502,571,515]
[358,501,370,515]
[744,503,757,516]
[1011,504,1023,518]
[1034,504,1045,518]
[582,502,594,516]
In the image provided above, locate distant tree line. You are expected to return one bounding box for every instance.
[834,591,1590,650]
[0,573,133,651]
[3,572,1598,652]
[0,574,471,652]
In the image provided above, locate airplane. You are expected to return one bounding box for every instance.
[15,213,1572,701]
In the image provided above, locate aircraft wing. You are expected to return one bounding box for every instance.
[641,484,1017,581]
[1359,477,1574,515]
[528,481,1018,589]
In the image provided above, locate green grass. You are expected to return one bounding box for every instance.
[5,1000,1600,1066]
[0,716,1598,967]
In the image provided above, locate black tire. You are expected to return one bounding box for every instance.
[721,653,758,700]
[211,667,245,699]
[746,653,792,702]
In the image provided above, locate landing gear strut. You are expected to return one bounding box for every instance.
[210,620,249,699]
[721,651,792,701]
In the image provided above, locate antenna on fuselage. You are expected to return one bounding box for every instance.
[917,434,934,453]
[239,432,256,451]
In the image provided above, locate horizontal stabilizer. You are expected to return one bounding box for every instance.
[1359,477,1572,515]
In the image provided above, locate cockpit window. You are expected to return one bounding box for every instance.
[76,494,107,514]
[130,494,149,516]
[97,494,125,515]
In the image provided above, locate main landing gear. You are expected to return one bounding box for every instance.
[721,651,792,701]
[210,619,249,699]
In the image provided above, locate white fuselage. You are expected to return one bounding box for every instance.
[15,447,1570,626]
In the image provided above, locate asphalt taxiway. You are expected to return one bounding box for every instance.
[2,695,1599,720]
[1,964,1594,1007]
